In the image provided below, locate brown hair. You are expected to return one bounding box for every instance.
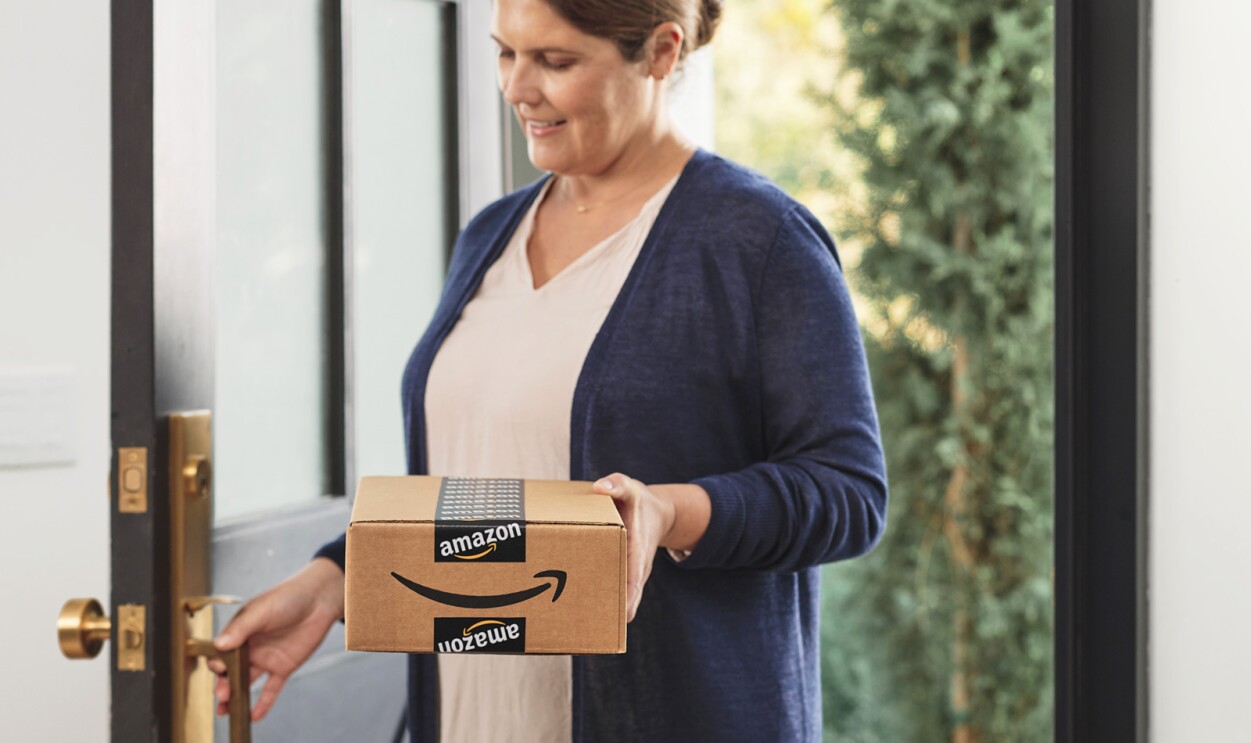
[542,0,722,63]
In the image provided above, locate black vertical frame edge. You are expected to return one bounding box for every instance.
[444,0,462,263]
[1054,0,1146,740]
[1135,0,1152,736]
[110,0,169,739]
[326,0,348,496]
[1053,0,1078,737]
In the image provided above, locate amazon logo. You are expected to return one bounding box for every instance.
[392,569,567,609]
[434,616,526,653]
[437,522,523,560]
[434,520,526,563]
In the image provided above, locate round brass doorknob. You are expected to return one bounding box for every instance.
[58,598,111,659]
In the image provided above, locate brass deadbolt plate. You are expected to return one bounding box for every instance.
[117,604,145,671]
[118,447,148,513]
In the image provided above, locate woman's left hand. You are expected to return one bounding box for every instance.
[593,473,710,622]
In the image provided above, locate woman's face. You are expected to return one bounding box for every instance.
[492,0,659,176]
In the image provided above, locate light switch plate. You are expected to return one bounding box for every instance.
[0,367,77,467]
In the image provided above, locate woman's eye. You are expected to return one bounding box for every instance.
[542,57,574,70]
[497,49,515,61]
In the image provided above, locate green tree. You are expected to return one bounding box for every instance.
[818,1,1055,741]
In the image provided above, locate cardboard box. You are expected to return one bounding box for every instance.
[345,476,626,655]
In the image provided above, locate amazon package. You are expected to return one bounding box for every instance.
[344,476,627,655]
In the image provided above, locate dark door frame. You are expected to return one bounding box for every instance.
[111,0,1147,738]
[107,0,475,739]
[109,0,168,736]
[1054,0,1148,740]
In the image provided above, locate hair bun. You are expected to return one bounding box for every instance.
[694,0,723,49]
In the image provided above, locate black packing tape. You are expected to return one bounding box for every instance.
[434,477,526,563]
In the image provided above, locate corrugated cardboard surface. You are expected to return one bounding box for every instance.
[345,476,626,655]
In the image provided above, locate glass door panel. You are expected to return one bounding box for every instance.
[349,0,455,481]
[214,0,333,521]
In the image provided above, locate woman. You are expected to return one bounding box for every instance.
[212,0,887,740]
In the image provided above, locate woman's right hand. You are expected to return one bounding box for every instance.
[209,556,345,721]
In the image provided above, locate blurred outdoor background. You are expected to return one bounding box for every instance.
[711,1,1055,740]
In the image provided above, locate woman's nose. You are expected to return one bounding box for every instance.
[500,59,539,107]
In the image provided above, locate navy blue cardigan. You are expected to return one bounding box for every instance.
[316,149,888,742]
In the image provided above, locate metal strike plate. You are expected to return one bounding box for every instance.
[117,604,146,671]
[118,447,148,513]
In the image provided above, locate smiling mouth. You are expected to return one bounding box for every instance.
[526,118,567,134]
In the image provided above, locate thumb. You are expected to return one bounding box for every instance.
[593,473,630,497]
[214,604,261,651]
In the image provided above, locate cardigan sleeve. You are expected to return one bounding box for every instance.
[678,206,888,573]
[313,533,346,571]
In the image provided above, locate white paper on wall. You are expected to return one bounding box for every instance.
[0,367,77,468]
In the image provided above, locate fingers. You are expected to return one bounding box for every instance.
[627,529,654,622]
[594,474,653,622]
[212,603,259,715]
[214,661,263,715]
[252,672,288,722]
[216,674,232,717]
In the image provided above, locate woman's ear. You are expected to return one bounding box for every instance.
[647,22,685,80]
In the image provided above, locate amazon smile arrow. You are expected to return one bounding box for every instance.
[391,570,568,609]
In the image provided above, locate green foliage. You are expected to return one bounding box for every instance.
[713,0,1054,737]
[713,0,850,228]
[817,0,1056,740]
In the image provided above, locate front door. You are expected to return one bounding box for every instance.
[56,0,502,739]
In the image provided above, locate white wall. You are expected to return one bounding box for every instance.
[0,0,110,739]
[1150,0,1251,739]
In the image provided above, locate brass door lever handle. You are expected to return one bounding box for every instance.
[184,595,250,742]
[185,594,242,614]
[186,638,251,743]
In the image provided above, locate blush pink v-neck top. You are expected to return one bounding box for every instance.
[425,174,679,743]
